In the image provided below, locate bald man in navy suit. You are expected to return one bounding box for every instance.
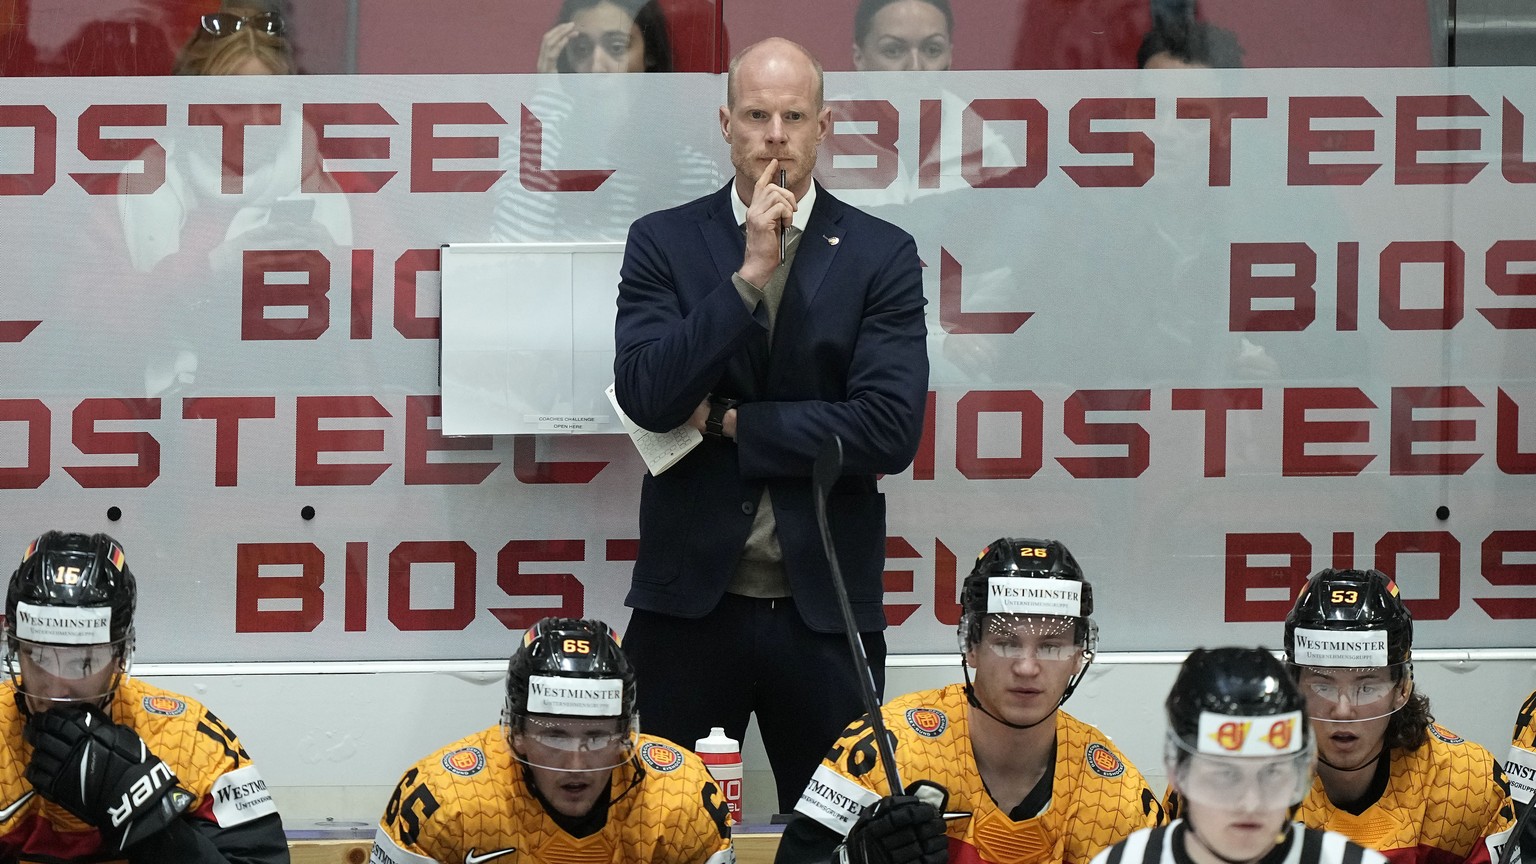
[612,37,929,815]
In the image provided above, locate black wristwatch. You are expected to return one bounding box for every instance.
[705,396,740,439]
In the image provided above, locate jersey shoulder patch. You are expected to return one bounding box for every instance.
[904,707,948,738]
[1086,742,1126,778]
[640,741,685,773]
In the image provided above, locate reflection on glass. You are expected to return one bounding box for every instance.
[1137,16,1245,69]
[538,0,674,73]
[852,0,953,71]
[173,5,295,76]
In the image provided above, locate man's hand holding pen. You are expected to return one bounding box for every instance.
[738,158,796,288]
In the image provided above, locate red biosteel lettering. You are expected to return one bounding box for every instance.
[1376,531,1459,620]
[1282,388,1376,477]
[404,395,497,486]
[182,396,279,487]
[1389,386,1482,476]
[918,99,941,189]
[302,103,398,193]
[1479,240,1536,329]
[519,105,613,192]
[1496,389,1536,473]
[187,103,282,194]
[939,249,1032,335]
[0,105,57,196]
[962,99,1047,189]
[64,398,161,489]
[1378,241,1464,330]
[1057,389,1151,479]
[242,249,332,340]
[954,390,1044,480]
[1225,532,1310,622]
[411,102,507,193]
[1176,97,1268,187]
[932,539,963,626]
[394,248,440,340]
[389,541,477,631]
[819,100,899,190]
[235,543,324,633]
[512,436,607,484]
[1502,98,1536,183]
[489,540,585,629]
[295,396,391,486]
[1171,388,1265,478]
[1477,531,1536,619]
[1395,95,1487,185]
[1287,96,1381,186]
[883,537,922,626]
[70,104,167,195]
[0,399,50,489]
[1063,98,1155,188]
[1229,242,1317,332]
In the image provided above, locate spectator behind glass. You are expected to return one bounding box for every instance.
[852,0,953,71]
[1137,17,1244,68]
[172,5,294,76]
[538,0,674,73]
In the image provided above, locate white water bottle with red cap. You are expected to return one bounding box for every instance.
[695,727,743,825]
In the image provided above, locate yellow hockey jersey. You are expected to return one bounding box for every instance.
[371,727,734,864]
[1295,724,1518,864]
[0,676,283,863]
[793,683,1162,864]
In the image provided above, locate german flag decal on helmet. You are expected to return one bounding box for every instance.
[1086,743,1125,778]
[442,746,487,776]
[640,741,683,772]
[905,707,948,738]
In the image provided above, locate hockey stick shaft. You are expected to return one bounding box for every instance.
[812,434,903,796]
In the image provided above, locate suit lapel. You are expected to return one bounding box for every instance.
[768,185,845,373]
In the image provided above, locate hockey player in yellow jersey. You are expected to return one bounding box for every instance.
[370,617,735,864]
[0,531,288,863]
[1282,568,1518,864]
[1507,690,1534,864]
[1097,647,1386,864]
[775,537,1163,864]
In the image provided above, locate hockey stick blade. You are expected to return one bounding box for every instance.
[812,434,904,796]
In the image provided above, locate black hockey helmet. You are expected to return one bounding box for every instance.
[1284,568,1412,667]
[1165,647,1315,812]
[503,617,636,729]
[960,537,1094,651]
[5,531,136,647]
[1167,647,1310,756]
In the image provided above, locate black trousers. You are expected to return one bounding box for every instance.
[623,594,887,816]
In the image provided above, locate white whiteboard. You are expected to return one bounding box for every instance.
[439,242,625,435]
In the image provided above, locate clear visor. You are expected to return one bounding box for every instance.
[1166,732,1316,809]
[1289,663,1410,723]
[968,614,1093,662]
[6,638,129,708]
[505,713,635,773]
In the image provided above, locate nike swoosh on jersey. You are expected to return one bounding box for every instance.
[0,791,36,824]
[464,847,517,864]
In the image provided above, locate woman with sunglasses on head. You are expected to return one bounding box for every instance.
[118,1,351,297]
[536,0,674,73]
[173,4,293,76]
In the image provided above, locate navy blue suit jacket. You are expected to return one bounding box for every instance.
[613,182,929,633]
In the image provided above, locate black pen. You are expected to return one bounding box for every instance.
[778,168,788,264]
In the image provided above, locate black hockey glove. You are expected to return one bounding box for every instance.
[24,705,194,851]
[837,795,948,864]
